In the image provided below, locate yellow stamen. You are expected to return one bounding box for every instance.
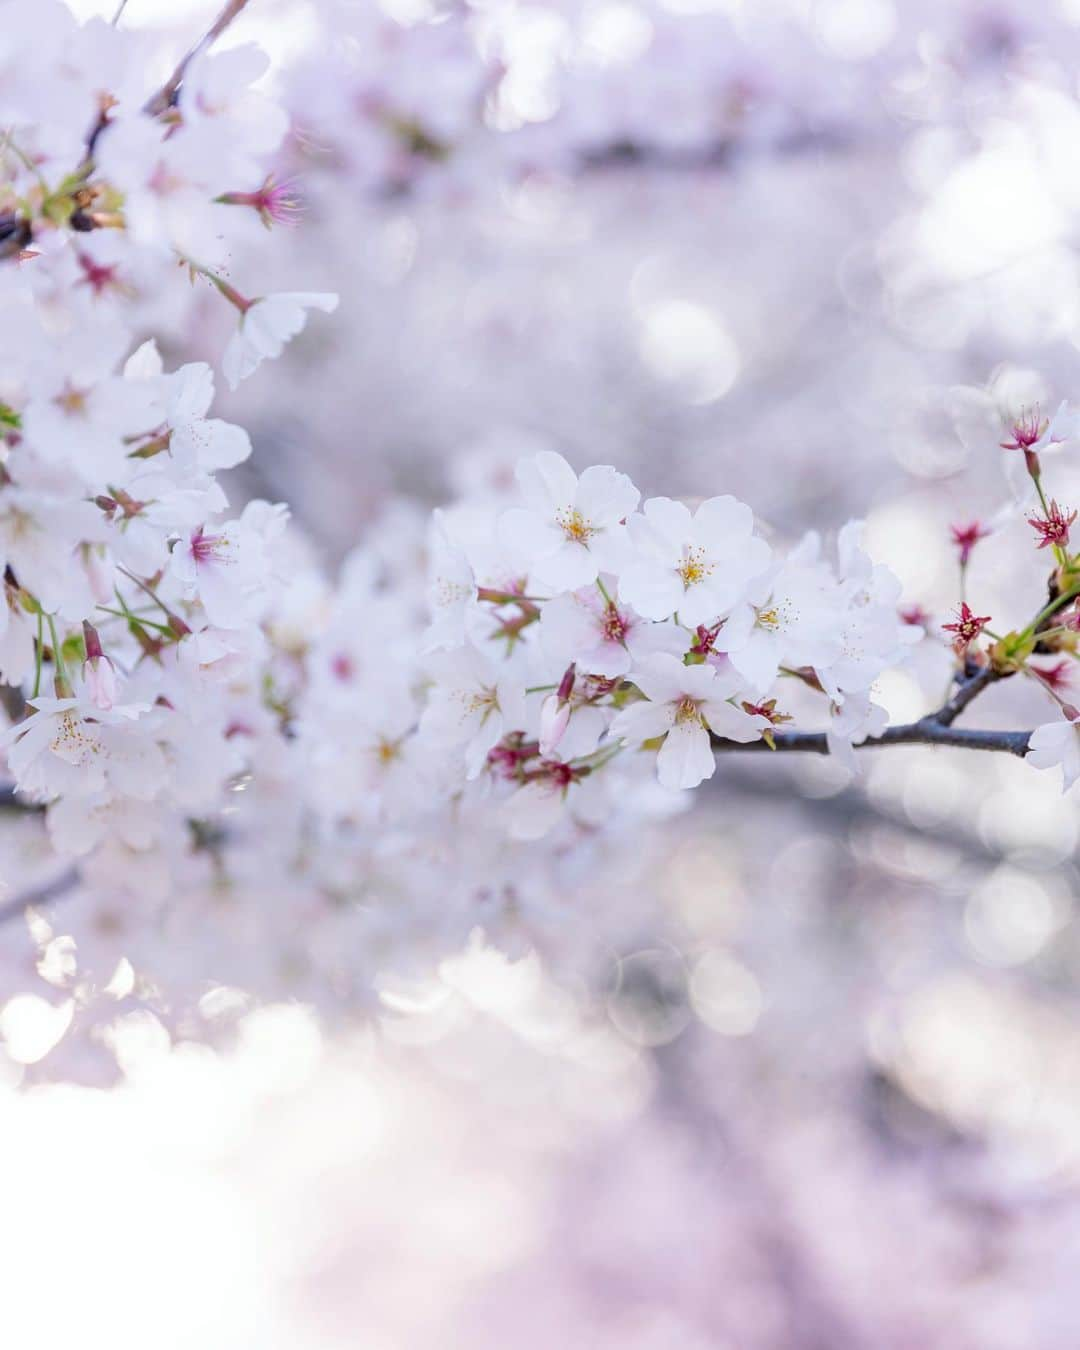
[677,546,714,589]
[555,507,596,545]
[675,695,702,725]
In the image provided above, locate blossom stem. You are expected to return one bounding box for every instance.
[32,610,43,698]
[45,613,68,689]
[574,742,623,773]
[116,565,178,622]
[1025,585,1080,638]
[182,257,253,313]
[3,136,48,192]
[477,587,546,605]
[96,604,174,636]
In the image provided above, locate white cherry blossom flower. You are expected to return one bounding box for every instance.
[168,501,286,629]
[0,490,107,621]
[46,792,161,858]
[21,329,160,486]
[423,511,479,653]
[301,681,423,823]
[609,652,768,790]
[619,495,771,627]
[816,522,920,700]
[123,342,251,474]
[536,692,607,762]
[826,690,888,770]
[499,451,639,591]
[419,643,527,778]
[1027,717,1080,791]
[715,547,843,695]
[222,292,339,390]
[539,576,687,677]
[502,768,609,841]
[2,697,164,803]
[181,44,290,169]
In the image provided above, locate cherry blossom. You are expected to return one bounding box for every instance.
[619,495,771,628]
[499,451,639,591]
[222,291,340,389]
[419,643,527,778]
[950,520,991,566]
[2,697,163,803]
[1026,717,1080,790]
[1028,500,1077,551]
[167,502,285,629]
[539,577,686,677]
[609,653,768,790]
[942,602,992,656]
[712,551,842,695]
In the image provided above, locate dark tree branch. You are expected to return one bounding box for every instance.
[0,865,78,924]
[935,664,1001,727]
[713,666,1030,757]
[712,722,1032,757]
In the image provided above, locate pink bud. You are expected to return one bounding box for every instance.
[83,654,117,710]
[539,693,571,758]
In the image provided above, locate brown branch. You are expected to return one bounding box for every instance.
[934,664,1002,727]
[713,666,1029,757]
[712,722,1031,757]
[144,0,253,116]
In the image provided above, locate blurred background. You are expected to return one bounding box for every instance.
[8,0,1080,1345]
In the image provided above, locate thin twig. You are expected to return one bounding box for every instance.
[0,866,78,924]
[144,0,253,116]
[0,784,39,812]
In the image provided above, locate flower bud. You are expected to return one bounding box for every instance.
[81,622,116,710]
[539,693,571,758]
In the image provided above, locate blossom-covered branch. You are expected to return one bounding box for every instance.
[2,0,1080,917]
[713,666,1029,756]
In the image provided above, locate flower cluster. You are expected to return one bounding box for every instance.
[7,0,1080,997]
[0,2,335,867]
[283,1,1080,200]
[416,450,918,836]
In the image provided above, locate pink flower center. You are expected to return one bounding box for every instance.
[189,526,231,566]
[1001,407,1047,450]
[601,602,628,643]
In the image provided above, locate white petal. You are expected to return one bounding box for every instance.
[618,563,683,621]
[609,699,675,745]
[656,720,715,790]
[629,652,689,704]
